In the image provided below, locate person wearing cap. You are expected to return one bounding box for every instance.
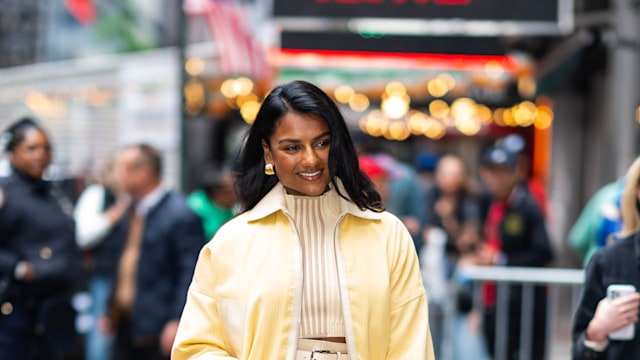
[357,155,389,201]
[497,133,549,218]
[461,145,554,360]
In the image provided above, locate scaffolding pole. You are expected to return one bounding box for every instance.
[610,0,640,175]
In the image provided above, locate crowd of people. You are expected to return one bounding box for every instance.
[0,80,637,360]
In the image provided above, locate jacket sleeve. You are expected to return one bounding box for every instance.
[571,251,607,360]
[171,211,206,320]
[0,191,20,277]
[172,246,237,359]
[74,184,112,250]
[386,220,436,360]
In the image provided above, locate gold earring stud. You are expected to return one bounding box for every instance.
[264,163,275,175]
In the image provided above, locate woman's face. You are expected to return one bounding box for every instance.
[10,128,52,179]
[262,112,332,196]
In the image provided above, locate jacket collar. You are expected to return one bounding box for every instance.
[135,184,168,216]
[246,178,382,222]
[634,232,640,265]
[12,167,50,194]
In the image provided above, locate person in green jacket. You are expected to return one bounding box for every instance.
[568,179,623,267]
[187,168,237,241]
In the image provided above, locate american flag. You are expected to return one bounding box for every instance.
[184,0,270,79]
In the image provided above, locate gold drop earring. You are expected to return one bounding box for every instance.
[264,163,275,175]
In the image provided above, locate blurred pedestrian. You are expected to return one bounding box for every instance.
[568,179,624,267]
[465,144,553,360]
[187,166,237,241]
[0,118,83,359]
[106,144,204,360]
[357,154,388,200]
[497,133,549,217]
[172,80,435,359]
[425,154,482,261]
[422,154,483,359]
[413,151,438,191]
[74,158,130,360]
[572,155,640,359]
[371,152,425,254]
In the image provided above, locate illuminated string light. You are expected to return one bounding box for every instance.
[349,93,370,112]
[185,58,205,76]
[427,77,449,98]
[240,100,261,124]
[335,85,355,104]
[424,118,446,140]
[485,60,504,78]
[385,81,407,97]
[407,111,430,135]
[381,94,410,119]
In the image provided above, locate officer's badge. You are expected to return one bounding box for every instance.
[504,214,524,236]
[0,187,6,209]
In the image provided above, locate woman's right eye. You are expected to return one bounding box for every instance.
[284,145,299,152]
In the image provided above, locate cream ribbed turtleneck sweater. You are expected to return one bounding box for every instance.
[284,187,345,338]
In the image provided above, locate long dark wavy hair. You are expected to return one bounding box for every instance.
[234,80,383,213]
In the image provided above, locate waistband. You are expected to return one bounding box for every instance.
[296,339,349,360]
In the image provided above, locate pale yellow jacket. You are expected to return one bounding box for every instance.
[172,181,435,359]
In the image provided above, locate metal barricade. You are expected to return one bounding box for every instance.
[454,266,585,360]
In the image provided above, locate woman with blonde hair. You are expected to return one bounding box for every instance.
[619,158,640,236]
[572,156,640,359]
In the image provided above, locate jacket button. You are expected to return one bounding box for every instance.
[35,323,45,335]
[40,247,52,260]
[1,302,13,315]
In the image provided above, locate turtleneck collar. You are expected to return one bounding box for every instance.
[11,166,50,193]
[246,178,382,222]
[283,183,342,218]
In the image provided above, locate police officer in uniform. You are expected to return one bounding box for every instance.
[0,118,83,359]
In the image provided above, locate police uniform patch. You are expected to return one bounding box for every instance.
[0,187,6,209]
[504,214,524,236]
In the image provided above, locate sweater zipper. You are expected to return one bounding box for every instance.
[333,214,357,359]
[283,211,304,360]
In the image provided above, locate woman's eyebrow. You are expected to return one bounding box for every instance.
[278,132,331,144]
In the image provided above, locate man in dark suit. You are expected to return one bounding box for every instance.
[108,143,205,360]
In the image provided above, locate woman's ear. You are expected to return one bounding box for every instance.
[261,139,272,164]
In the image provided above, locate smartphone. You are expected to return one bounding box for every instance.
[607,284,637,340]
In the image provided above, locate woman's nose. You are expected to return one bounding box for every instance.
[301,147,319,166]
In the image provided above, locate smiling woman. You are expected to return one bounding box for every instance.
[172,80,435,360]
[234,80,383,213]
[261,112,332,197]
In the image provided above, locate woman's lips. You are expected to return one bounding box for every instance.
[298,170,322,180]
